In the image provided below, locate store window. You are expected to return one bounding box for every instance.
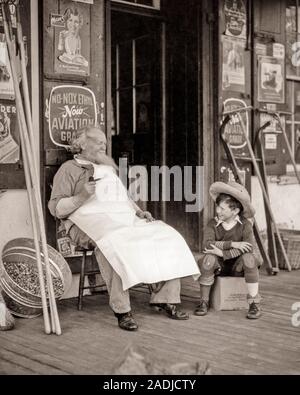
[112,35,153,136]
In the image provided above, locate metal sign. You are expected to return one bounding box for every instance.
[223,98,249,150]
[47,85,97,148]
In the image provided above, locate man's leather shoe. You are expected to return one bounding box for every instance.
[150,303,189,320]
[116,312,138,331]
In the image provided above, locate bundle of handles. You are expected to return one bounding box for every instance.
[0,0,61,335]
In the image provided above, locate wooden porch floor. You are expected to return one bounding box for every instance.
[1,268,300,375]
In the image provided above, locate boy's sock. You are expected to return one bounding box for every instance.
[246,282,259,301]
[200,285,212,302]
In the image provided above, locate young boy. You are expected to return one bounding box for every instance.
[194,181,262,319]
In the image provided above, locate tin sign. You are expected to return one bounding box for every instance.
[47,85,97,148]
[223,98,249,151]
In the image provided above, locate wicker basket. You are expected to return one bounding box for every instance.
[0,238,72,318]
[274,229,300,270]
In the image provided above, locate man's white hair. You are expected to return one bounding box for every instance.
[70,125,118,170]
[70,125,105,154]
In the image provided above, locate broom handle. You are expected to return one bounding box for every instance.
[2,3,61,334]
[15,5,38,172]
[17,116,52,334]
[14,3,56,329]
[237,113,292,271]
[1,3,51,334]
[14,2,61,333]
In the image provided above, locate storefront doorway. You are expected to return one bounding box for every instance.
[108,0,206,250]
[109,10,162,217]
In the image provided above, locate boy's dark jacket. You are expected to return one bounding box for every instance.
[203,216,261,263]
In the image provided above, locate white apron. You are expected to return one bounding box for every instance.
[70,163,200,290]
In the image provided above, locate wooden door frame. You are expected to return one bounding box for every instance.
[105,0,113,157]
[201,0,216,230]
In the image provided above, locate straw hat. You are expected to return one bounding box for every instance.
[209,181,255,218]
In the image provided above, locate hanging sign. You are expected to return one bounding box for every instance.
[223,98,249,154]
[46,85,97,148]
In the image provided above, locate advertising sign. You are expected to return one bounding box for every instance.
[0,102,20,163]
[258,56,285,103]
[53,1,91,77]
[46,85,97,148]
[222,36,245,93]
[223,98,249,155]
[224,0,247,39]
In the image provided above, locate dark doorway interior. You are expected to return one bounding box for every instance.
[110,2,202,250]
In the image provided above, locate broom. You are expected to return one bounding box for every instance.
[1,1,61,334]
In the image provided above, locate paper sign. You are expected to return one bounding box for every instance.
[265,134,277,150]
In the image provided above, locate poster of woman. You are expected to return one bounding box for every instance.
[54,3,90,76]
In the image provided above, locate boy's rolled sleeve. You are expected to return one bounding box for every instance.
[48,165,75,218]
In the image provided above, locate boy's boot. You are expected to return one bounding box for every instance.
[246,293,262,319]
[247,301,262,319]
[194,285,211,316]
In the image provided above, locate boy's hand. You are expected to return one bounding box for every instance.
[203,244,223,257]
[231,241,252,253]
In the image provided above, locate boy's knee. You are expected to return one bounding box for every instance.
[241,253,256,269]
[239,253,259,283]
[198,254,219,272]
[198,254,220,286]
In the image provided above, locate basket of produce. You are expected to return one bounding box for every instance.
[0,238,72,318]
[274,229,300,270]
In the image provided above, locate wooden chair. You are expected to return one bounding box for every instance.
[76,247,107,311]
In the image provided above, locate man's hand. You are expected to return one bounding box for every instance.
[203,244,223,257]
[78,181,96,201]
[136,210,155,222]
[231,241,252,253]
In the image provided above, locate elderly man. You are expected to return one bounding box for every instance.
[49,125,200,331]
